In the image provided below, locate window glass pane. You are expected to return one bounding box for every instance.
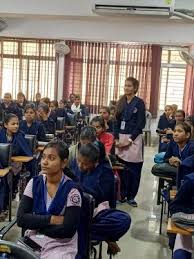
[22,42,39,56]
[3,41,18,55]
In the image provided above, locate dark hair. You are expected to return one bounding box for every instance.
[116,77,139,116]
[186,115,194,127]
[38,103,50,114]
[4,93,12,98]
[175,122,192,136]
[41,97,50,106]
[24,103,36,113]
[44,140,69,160]
[50,100,58,108]
[175,110,185,118]
[4,113,18,124]
[80,126,96,142]
[17,92,26,99]
[79,143,100,163]
[100,106,110,115]
[91,116,106,129]
[75,94,80,100]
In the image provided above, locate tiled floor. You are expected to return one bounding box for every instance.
[0,146,172,258]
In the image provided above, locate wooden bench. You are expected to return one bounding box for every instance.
[0,167,12,177]
[167,218,193,235]
[11,156,33,163]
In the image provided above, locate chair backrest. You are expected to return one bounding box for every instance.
[56,117,65,130]
[78,192,95,259]
[0,143,11,168]
[25,135,37,153]
[0,240,39,259]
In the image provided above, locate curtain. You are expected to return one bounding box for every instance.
[63,41,161,115]
[0,38,58,100]
[183,53,194,115]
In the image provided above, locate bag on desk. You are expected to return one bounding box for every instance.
[152,163,178,178]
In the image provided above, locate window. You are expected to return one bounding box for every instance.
[159,49,186,110]
[0,38,58,100]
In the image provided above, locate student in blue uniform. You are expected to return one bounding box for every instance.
[1,92,22,120]
[177,155,194,189]
[20,104,46,141]
[16,92,28,116]
[72,143,131,255]
[34,92,41,109]
[157,105,176,132]
[114,77,146,207]
[17,140,82,259]
[37,104,55,134]
[49,100,58,122]
[99,106,115,134]
[0,113,33,212]
[169,173,194,259]
[164,122,194,170]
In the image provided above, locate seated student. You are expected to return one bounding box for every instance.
[157,105,176,133]
[71,95,87,118]
[53,100,70,125]
[177,155,194,189]
[160,110,186,152]
[99,106,115,133]
[109,105,116,120]
[20,104,46,141]
[17,140,82,259]
[69,126,105,170]
[73,143,131,255]
[0,113,33,211]
[16,92,28,115]
[49,100,58,122]
[34,92,41,109]
[91,116,114,155]
[1,92,22,120]
[37,104,55,134]
[169,173,194,259]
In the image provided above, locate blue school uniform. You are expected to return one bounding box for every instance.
[164,140,194,163]
[157,113,176,131]
[169,173,194,215]
[20,120,46,141]
[0,128,32,156]
[1,102,23,120]
[177,155,194,188]
[114,96,145,201]
[72,160,131,242]
[41,117,55,134]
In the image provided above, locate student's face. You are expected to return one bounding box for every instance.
[74,98,80,106]
[173,125,190,143]
[100,109,110,120]
[50,103,56,111]
[17,95,25,103]
[165,107,173,117]
[77,154,96,172]
[175,112,184,122]
[124,80,136,95]
[38,108,47,119]
[4,94,12,104]
[4,117,19,134]
[41,147,66,176]
[91,121,104,136]
[110,108,116,117]
[70,94,75,103]
[25,108,36,122]
[59,101,65,109]
[36,94,41,102]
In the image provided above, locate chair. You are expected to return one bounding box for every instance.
[0,240,39,259]
[25,135,37,154]
[56,117,65,130]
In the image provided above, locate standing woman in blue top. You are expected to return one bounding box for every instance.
[20,104,46,141]
[115,77,146,207]
[37,104,55,134]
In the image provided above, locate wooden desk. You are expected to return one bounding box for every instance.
[0,167,11,177]
[112,165,125,171]
[167,218,193,235]
[56,130,65,134]
[11,156,33,163]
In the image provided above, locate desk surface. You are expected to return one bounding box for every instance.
[11,156,33,163]
[112,165,125,171]
[55,130,65,134]
[0,167,11,177]
[167,218,193,235]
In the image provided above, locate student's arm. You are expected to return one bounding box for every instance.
[39,188,82,239]
[37,123,47,141]
[163,142,174,163]
[130,100,146,141]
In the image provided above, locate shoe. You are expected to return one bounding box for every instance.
[127,199,138,207]
[119,198,127,203]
